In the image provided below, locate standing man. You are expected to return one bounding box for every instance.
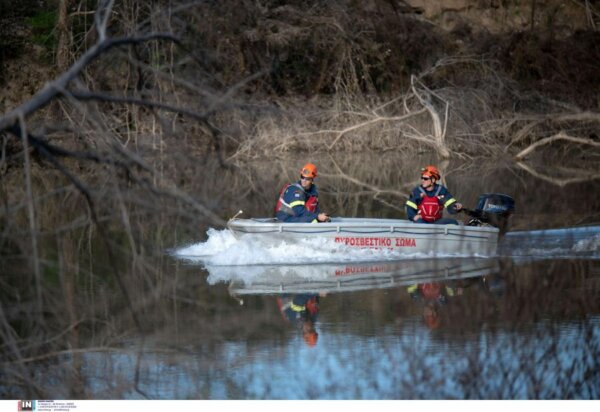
[405,165,463,225]
[275,163,330,223]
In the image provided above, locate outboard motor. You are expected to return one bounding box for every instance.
[465,193,515,235]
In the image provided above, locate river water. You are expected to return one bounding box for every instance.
[166,225,600,399]
[2,154,600,399]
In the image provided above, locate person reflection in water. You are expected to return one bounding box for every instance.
[407,281,468,329]
[277,294,321,347]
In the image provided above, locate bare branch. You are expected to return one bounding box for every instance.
[516,161,600,187]
[0,33,181,132]
[18,115,43,322]
[509,111,600,147]
[324,156,409,199]
[66,87,265,168]
[95,0,115,42]
[326,108,427,149]
[30,131,143,332]
[515,131,600,160]
[410,75,451,158]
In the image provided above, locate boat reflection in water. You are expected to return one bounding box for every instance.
[206,258,503,342]
[207,258,501,295]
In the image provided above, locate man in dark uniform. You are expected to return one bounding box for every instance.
[275,163,329,223]
[405,165,463,225]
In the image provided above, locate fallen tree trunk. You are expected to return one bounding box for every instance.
[515,131,600,160]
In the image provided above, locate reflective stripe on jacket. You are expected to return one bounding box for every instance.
[275,181,320,223]
[275,183,305,216]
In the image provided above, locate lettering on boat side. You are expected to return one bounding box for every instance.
[333,237,416,248]
[334,265,389,276]
[394,237,417,247]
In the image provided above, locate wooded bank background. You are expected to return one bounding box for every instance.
[2,1,599,155]
[0,0,598,252]
[1,2,600,398]
[1,0,599,228]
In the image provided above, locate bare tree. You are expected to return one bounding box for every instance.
[0,0,262,346]
[56,0,71,72]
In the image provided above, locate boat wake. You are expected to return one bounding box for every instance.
[171,225,600,267]
[171,228,474,266]
[499,225,600,260]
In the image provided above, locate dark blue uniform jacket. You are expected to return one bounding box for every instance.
[275,181,321,223]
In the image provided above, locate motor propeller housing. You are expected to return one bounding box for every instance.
[466,193,515,234]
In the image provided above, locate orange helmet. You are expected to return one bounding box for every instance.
[424,312,441,330]
[421,165,440,181]
[423,302,441,330]
[300,163,318,178]
[303,330,319,347]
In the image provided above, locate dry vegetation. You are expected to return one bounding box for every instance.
[0,2,598,191]
[1,0,600,399]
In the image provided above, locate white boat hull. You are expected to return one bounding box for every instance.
[227,217,499,256]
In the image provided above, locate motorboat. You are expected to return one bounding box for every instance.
[228,217,499,255]
[227,194,515,257]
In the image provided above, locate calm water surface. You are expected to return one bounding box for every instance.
[165,227,600,399]
[2,156,600,399]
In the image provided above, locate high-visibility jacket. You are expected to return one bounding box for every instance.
[405,183,458,222]
[275,181,320,223]
[277,294,320,323]
[418,186,443,222]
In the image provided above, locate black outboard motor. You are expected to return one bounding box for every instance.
[465,193,515,235]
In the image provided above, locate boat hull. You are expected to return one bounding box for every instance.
[227,217,499,256]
